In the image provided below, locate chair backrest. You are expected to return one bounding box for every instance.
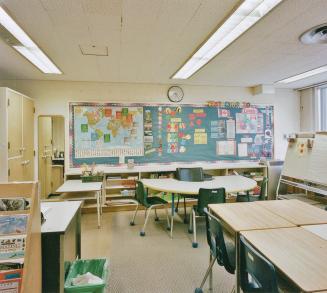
[135,181,147,206]
[197,188,226,215]
[204,208,235,274]
[259,177,268,200]
[236,193,250,202]
[240,235,279,293]
[176,167,204,182]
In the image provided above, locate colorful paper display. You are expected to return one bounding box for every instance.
[70,102,274,166]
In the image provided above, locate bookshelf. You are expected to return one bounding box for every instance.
[0,182,41,293]
[65,162,267,211]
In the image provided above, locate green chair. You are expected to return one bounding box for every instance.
[195,208,235,293]
[236,177,268,202]
[188,188,226,248]
[240,235,279,293]
[240,235,299,293]
[130,181,170,236]
[175,167,204,222]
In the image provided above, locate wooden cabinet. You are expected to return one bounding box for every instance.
[41,201,82,293]
[51,165,64,194]
[7,90,23,157]
[22,97,35,181]
[0,87,35,182]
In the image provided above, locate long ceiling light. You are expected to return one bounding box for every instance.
[0,6,62,74]
[172,0,283,79]
[276,65,327,84]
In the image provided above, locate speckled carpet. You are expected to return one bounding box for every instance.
[81,209,234,293]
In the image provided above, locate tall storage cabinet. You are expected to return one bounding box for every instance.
[0,87,35,182]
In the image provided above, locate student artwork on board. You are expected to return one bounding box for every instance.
[69,102,274,167]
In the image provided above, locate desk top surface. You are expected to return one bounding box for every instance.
[303,224,327,241]
[141,175,257,195]
[256,199,327,226]
[41,201,82,234]
[56,180,102,193]
[209,202,295,232]
[241,227,327,292]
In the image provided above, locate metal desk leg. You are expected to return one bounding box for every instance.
[97,191,101,229]
[235,232,240,293]
[170,193,175,238]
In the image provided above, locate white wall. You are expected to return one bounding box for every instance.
[300,88,316,132]
[0,80,300,171]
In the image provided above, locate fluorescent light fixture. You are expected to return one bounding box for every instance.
[276,65,327,84]
[0,6,62,74]
[172,0,282,79]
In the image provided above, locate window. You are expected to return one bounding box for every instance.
[317,87,327,131]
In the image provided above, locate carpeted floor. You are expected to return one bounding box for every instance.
[81,209,234,293]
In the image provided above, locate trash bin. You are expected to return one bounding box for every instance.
[64,258,109,293]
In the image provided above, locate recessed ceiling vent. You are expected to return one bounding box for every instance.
[300,24,327,44]
[79,45,108,56]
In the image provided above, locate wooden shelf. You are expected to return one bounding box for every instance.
[106,185,135,190]
[0,182,41,293]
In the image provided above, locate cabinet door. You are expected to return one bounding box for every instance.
[7,90,23,158]
[51,165,63,194]
[38,117,52,198]
[8,158,23,181]
[22,97,35,181]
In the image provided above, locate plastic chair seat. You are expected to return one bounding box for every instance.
[145,196,168,207]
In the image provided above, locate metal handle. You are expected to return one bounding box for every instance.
[41,154,52,159]
[19,147,26,153]
[21,160,30,166]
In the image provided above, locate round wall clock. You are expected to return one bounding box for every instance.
[167,86,184,103]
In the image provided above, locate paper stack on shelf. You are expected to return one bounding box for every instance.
[0,215,28,236]
[0,207,29,293]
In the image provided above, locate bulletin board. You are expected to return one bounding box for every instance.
[69,101,274,167]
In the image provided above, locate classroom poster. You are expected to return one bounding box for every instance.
[69,102,274,167]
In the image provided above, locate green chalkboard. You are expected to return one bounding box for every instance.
[69,102,273,167]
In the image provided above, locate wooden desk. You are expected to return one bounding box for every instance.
[303,224,327,240]
[208,202,295,293]
[142,175,257,238]
[41,201,82,293]
[56,180,103,228]
[209,202,295,233]
[256,199,327,226]
[241,227,327,292]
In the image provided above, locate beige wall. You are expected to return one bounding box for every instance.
[300,88,318,132]
[0,80,300,170]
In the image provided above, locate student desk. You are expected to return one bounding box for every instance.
[303,224,327,240]
[241,227,327,292]
[208,202,295,292]
[256,199,327,225]
[41,201,82,293]
[56,180,103,228]
[142,175,257,238]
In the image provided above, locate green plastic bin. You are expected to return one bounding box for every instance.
[64,258,109,293]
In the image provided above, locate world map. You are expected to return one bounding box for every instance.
[73,105,144,158]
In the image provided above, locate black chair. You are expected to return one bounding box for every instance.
[240,235,279,293]
[195,208,235,293]
[175,167,204,222]
[240,235,299,293]
[236,177,268,202]
[188,188,226,248]
[130,181,170,236]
